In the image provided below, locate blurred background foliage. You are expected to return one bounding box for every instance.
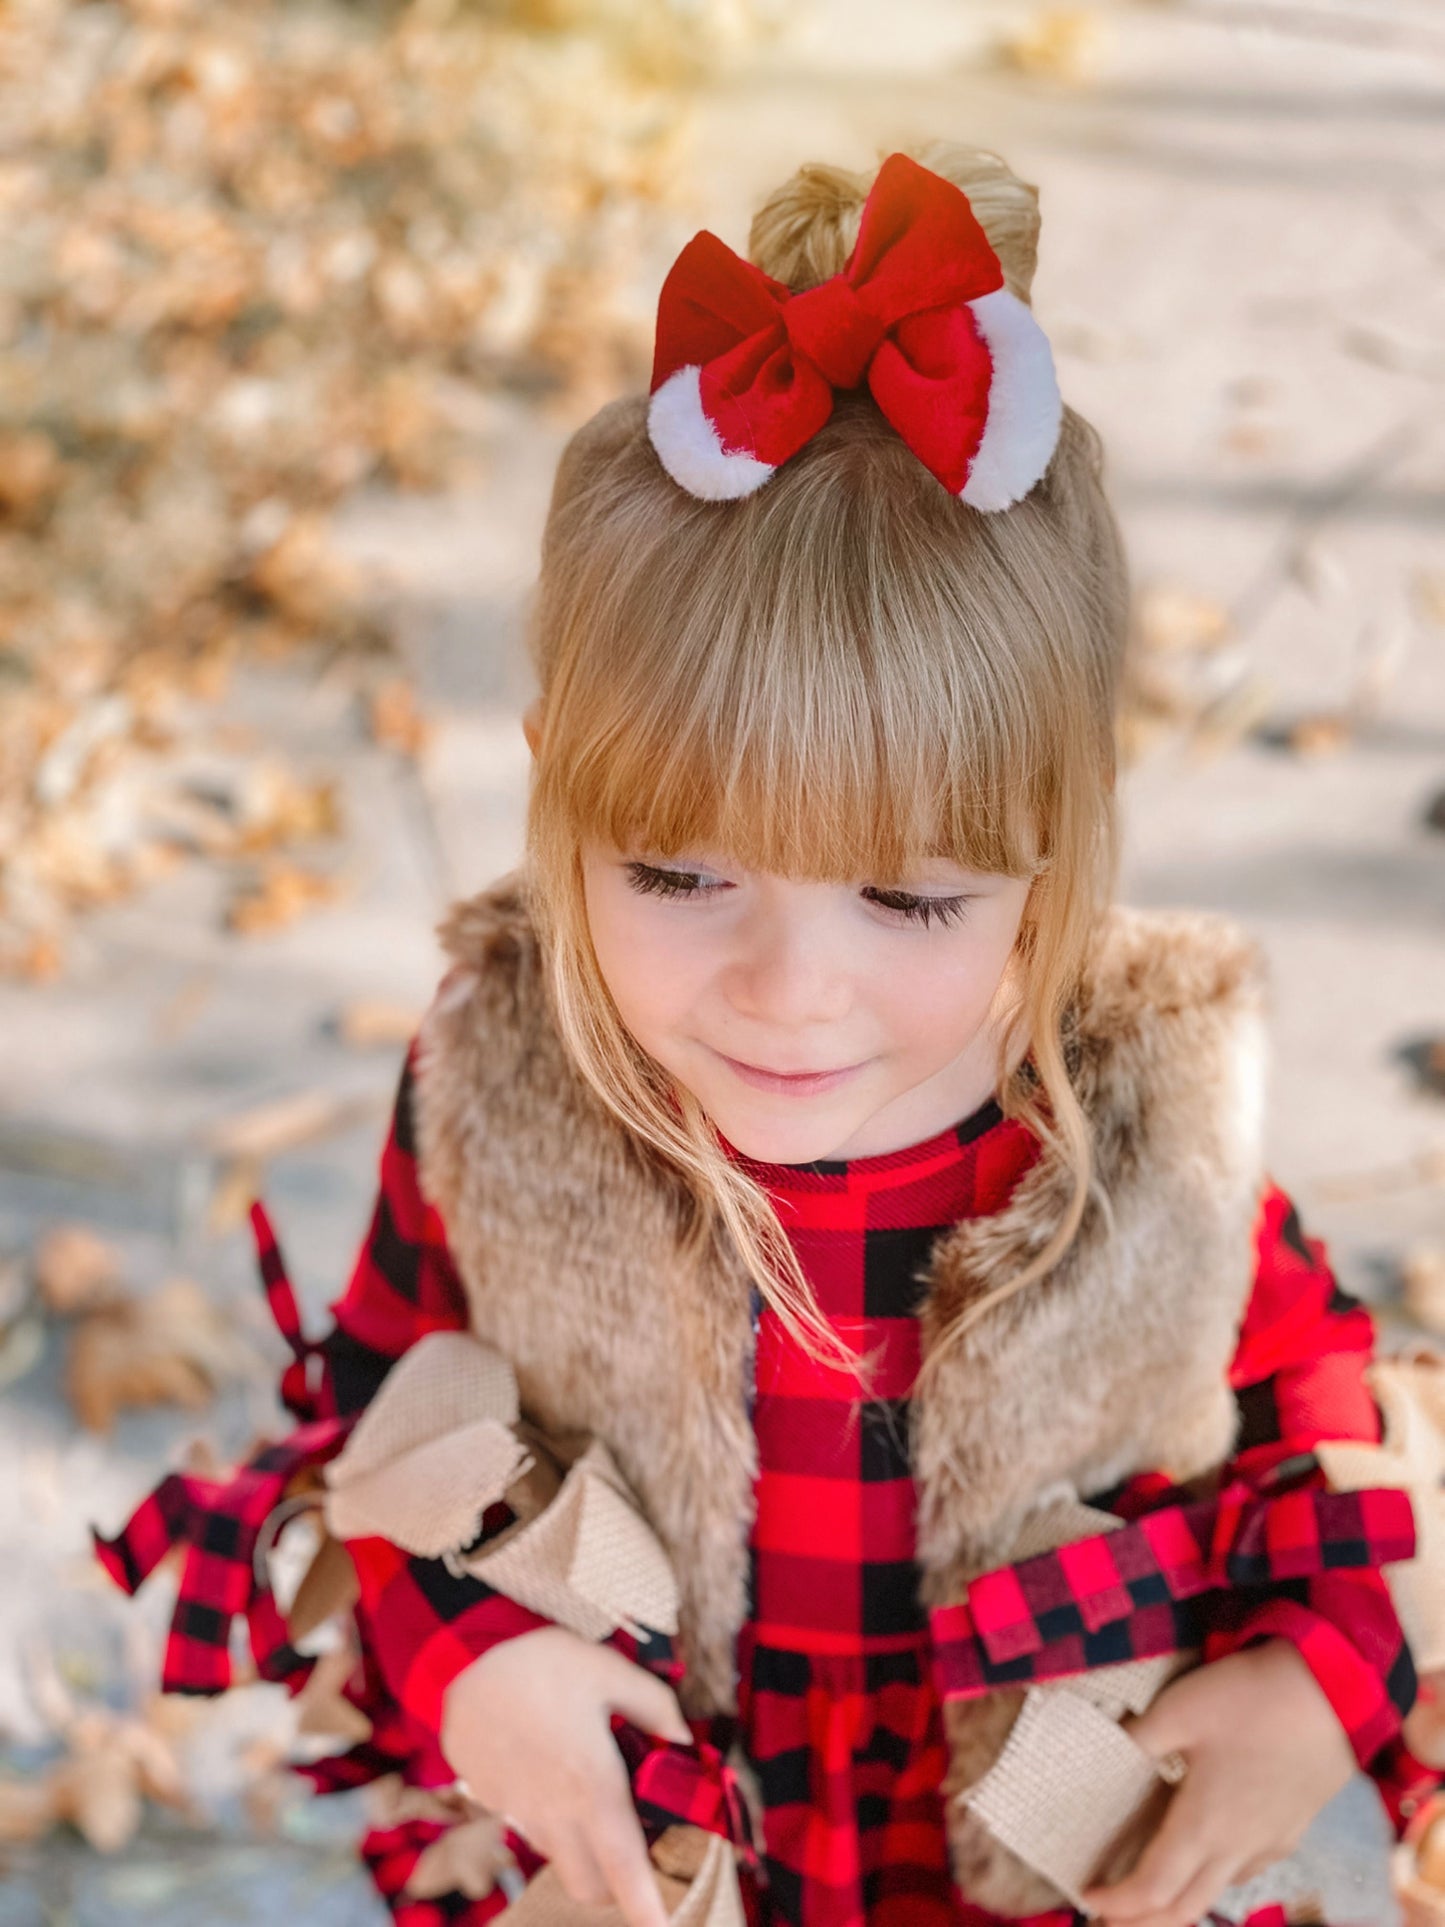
[0,0,784,978]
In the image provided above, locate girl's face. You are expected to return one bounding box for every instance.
[579,837,1033,1164]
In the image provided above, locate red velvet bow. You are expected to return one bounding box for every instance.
[647,151,1062,508]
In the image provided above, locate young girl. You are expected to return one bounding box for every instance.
[98,142,1444,1927]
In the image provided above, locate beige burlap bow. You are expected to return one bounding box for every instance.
[956,1495,1326,1924]
[1316,1351,1445,1675]
[323,1331,679,1642]
[321,1332,740,1924]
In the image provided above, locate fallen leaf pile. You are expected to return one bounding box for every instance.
[0,1704,193,1852]
[33,1221,256,1430]
[0,1641,205,1855]
[0,0,778,979]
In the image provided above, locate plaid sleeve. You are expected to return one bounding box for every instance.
[321,1034,475,1413]
[1203,1179,1421,1777]
[321,1033,561,1742]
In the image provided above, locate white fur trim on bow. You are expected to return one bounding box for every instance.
[647,365,777,502]
[958,288,1064,512]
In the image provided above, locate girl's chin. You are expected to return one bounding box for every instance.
[704,1094,870,1167]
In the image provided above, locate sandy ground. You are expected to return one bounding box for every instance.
[1,0,1441,1919]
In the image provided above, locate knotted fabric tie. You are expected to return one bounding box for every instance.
[936,1491,1347,1925]
[92,1199,356,1694]
[1316,1351,1445,1674]
[931,1470,1417,1701]
[647,150,1062,508]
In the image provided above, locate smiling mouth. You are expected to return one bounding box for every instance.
[713,1049,866,1094]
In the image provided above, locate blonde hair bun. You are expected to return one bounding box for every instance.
[747,140,1042,305]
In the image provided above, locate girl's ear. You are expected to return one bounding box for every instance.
[522,695,544,758]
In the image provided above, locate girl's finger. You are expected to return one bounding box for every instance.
[594,1648,693,1746]
[1079,1783,1210,1921]
[587,1797,671,1927]
[1099,1851,1240,1927]
[1118,1693,1193,1765]
[546,1824,613,1910]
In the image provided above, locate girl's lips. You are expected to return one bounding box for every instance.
[714,1050,866,1096]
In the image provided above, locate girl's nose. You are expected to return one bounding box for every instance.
[720,901,854,1030]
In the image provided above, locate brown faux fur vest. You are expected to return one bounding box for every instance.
[410,870,1271,1908]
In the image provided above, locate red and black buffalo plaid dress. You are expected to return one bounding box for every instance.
[717,1093,1039,1927]
[94,1041,1441,1925]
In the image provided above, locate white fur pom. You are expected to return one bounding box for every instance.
[647,365,776,502]
[958,289,1064,512]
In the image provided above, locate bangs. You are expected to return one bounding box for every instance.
[552,652,1046,886]
[537,495,1052,889]
[526,390,1108,894]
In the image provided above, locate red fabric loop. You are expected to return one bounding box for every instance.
[782,277,888,390]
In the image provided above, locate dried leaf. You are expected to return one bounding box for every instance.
[33,1223,126,1317]
[338,998,424,1049]
[205,1155,264,1237]
[1414,572,1445,629]
[1284,713,1351,758]
[1404,1671,1445,1772]
[0,430,65,521]
[1186,676,1275,764]
[996,6,1107,82]
[1403,1248,1445,1339]
[245,516,365,631]
[367,678,433,757]
[1133,585,1233,659]
[64,1276,240,1432]
[294,1648,372,1746]
[0,1775,60,1843]
[226,859,347,935]
[369,1776,475,1829]
[202,1087,364,1161]
[406,1811,513,1901]
[50,1744,143,1854]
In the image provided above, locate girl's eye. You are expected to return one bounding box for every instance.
[863,888,972,930]
[623,861,727,900]
[624,863,970,930]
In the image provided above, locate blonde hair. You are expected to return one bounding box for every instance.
[522,140,1130,1385]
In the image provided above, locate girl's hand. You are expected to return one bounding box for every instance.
[1078,1639,1356,1927]
[439,1624,693,1927]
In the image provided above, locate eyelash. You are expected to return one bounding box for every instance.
[622,862,972,930]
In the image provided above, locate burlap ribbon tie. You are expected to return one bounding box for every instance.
[322,1331,749,1923]
[938,1493,1354,1921]
[1315,1351,1445,1675]
[323,1330,680,1643]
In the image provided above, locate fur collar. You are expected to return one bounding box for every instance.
[412,869,1269,1711]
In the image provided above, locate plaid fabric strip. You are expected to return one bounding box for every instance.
[616,1721,762,1872]
[930,1476,1415,1688]
[1217,1180,1428,1778]
[250,1196,330,1422]
[91,1185,359,1694]
[93,1416,356,1693]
